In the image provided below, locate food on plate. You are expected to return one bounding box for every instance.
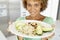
[36,25,43,35]
[15,21,26,30]
[15,21,54,36]
[42,27,53,32]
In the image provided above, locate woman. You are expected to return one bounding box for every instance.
[16,0,55,40]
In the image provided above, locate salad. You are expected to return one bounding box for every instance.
[15,21,54,36]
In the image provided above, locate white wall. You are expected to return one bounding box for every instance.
[0,4,7,17]
[8,0,20,21]
[0,0,20,37]
[20,0,59,21]
[9,0,20,2]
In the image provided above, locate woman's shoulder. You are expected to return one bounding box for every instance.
[43,17,54,24]
[45,17,53,20]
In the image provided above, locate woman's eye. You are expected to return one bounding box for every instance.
[27,4,31,6]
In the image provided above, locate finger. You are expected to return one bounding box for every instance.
[9,21,12,25]
[42,37,48,40]
[48,33,55,38]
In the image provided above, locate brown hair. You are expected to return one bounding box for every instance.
[23,0,48,12]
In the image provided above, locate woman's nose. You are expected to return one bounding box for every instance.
[31,6,35,11]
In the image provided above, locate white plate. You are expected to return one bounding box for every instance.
[9,20,55,38]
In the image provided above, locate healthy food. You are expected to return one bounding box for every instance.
[15,21,54,36]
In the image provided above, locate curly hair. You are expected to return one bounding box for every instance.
[23,0,48,12]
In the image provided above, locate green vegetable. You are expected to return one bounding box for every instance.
[16,26,21,30]
[42,27,53,32]
[36,25,43,35]
[15,21,26,30]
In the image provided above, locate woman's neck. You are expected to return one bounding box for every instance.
[26,14,45,21]
[30,14,42,19]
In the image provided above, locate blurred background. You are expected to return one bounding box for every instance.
[0,0,20,37]
[0,0,60,40]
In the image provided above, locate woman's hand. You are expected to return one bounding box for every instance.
[48,24,55,38]
[48,33,55,38]
[8,20,13,25]
[7,21,12,32]
[42,33,55,40]
[42,24,55,40]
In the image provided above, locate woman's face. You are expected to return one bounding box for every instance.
[27,0,41,17]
